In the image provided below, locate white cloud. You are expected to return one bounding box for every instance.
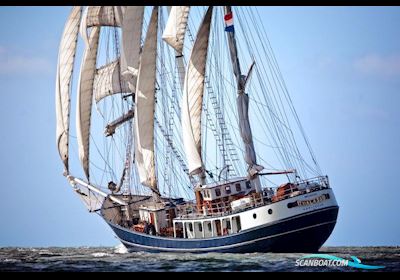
[0,46,52,76]
[354,53,400,79]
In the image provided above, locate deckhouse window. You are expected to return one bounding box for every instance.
[188,223,193,232]
[246,181,252,189]
[225,185,231,195]
[215,188,221,196]
[198,223,203,232]
[233,216,241,232]
[235,183,241,192]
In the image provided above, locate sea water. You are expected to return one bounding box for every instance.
[0,245,398,272]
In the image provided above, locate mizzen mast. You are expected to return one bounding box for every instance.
[224,6,264,192]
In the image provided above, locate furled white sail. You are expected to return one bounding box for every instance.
[162,6,190,55]
[93,59,130,103]
[76,27,100,181]
[134,7,158,189]
[237,93,264,177]
[181,7,213,176]
[56,6,82,173]
[120,6,144,92]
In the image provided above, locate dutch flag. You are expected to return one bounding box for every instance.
[224,12,234,32]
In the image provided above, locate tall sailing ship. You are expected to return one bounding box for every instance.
[55,6,339,253]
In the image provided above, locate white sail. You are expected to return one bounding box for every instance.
[162,6,190,55]
[93,59,130,103]
[134,7,158,189]
[165,6,187,90]
[76,27,100,181]
[86,6,123,27]
[120,6,144,92]
[181,7,213,176]
[56,6,82,173]
[80,6,123,49]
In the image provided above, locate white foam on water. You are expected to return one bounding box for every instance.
[91,252,113,258]
[114,243,128,254]
[3,258,22,263]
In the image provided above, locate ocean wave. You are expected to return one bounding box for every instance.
[0,247,397,272]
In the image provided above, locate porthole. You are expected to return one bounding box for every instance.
[268,209,273,215]
[253,213,257,219]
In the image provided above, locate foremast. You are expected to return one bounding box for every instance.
[56,6,162,208]
[55,6,82,174]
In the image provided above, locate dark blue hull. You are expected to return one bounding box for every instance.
[105,206,339,253]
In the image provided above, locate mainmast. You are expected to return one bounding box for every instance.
[120,6,144,93]
[224,6,263,192]
[163,6,190,90]
[181,6,213,186]
[134,6,160,200]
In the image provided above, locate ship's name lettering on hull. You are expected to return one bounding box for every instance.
[287,193,330,209]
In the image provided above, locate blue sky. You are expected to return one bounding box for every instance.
[0,6,399,247]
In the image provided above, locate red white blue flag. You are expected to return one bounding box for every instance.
[224,12,234,32]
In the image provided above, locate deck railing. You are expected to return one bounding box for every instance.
[175,176,330,220]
